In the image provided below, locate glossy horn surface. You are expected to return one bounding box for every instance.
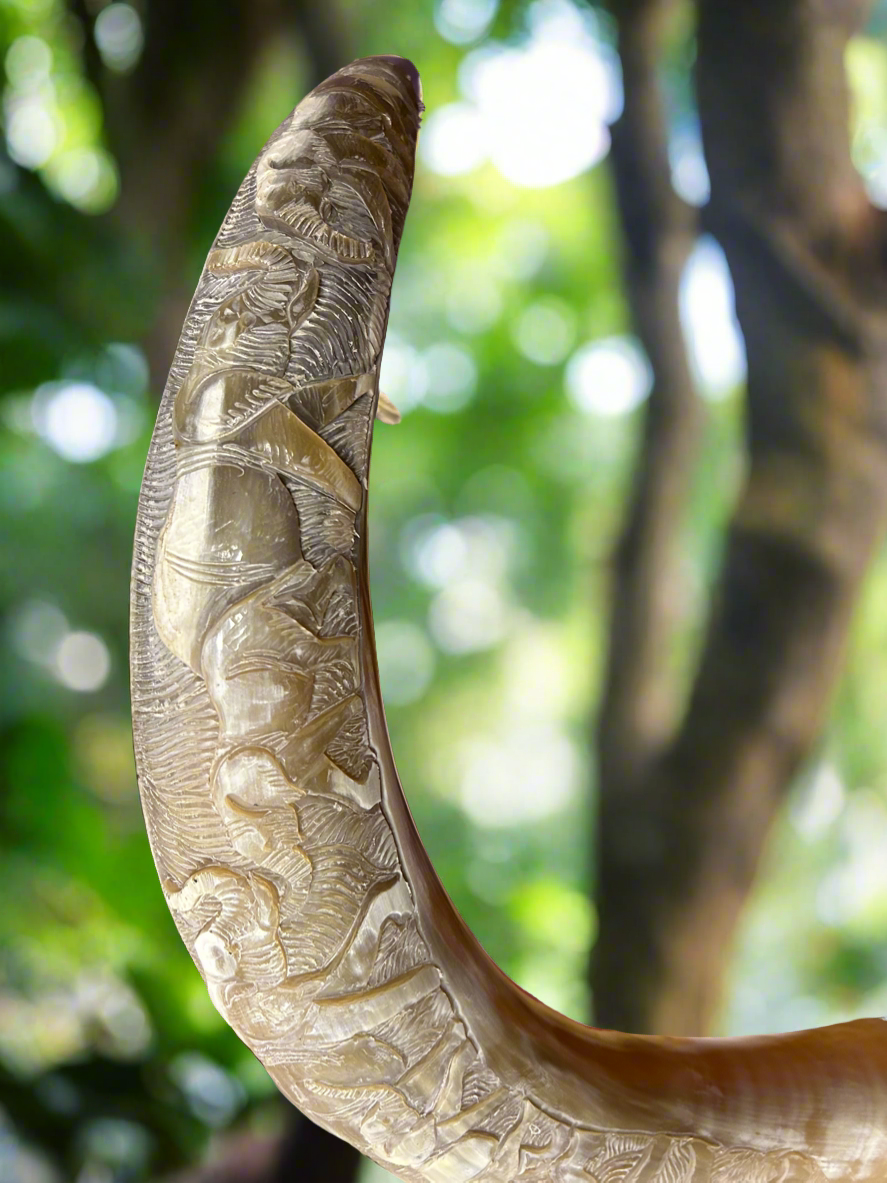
[130,57,887,1182]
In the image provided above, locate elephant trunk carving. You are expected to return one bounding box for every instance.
[130,56,887,1182]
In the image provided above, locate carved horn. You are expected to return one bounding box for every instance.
[130,56,887,1182]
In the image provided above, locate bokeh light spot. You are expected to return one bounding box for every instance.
[447,272,502,334]
[94,3,144,73]
[169,1052,245,1128]
[435,0,498,45]
[566,335,651,416]
[8,599,68,666]
[494,219,549,280]
[680,237,746,397]
[423,0,620,189]
[459,725,578,827]
[422,343,478,413]
[512,297,576,365]
[669,124,710,206]
[32,382,118,463]
[420,102,487,176]
[793,763,846,841]
[430,578,509,653]
[379,334,428,415]
[51,146,119,213]
[54,631,111,692]
[376,621,436,706]
[5,100,57,167]
[5,34,52,91]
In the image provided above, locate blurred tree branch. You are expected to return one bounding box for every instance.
[591,0,703,1028]
[593,0,887,1036]
[595,0,700,794]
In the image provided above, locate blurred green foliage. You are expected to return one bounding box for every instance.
[2,0,887,1179]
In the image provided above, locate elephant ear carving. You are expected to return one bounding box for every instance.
[131,54,887,1182]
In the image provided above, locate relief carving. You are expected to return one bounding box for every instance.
[130,55,887,1181]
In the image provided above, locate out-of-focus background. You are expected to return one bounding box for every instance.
[3,0,887,1179]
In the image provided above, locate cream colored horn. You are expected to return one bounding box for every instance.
[130,55,887,1182]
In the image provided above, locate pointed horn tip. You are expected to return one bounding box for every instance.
[353,55,423,108]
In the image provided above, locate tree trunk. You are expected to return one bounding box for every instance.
[596,0,702,799]
[592,0,887,1037]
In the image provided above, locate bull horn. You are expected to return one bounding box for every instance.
[130,55,887,1182]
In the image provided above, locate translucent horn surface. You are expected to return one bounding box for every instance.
[130,55,887,1183]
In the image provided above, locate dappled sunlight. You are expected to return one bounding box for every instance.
[419,101,487,176]
[422,0,619,188]
[0,971,151,1074]
[402,514,516,589]
[2,12,121,211]
[458,722,579,827]
[448,620,585,829]
[398,514,520,652]
[819,791,887,934]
